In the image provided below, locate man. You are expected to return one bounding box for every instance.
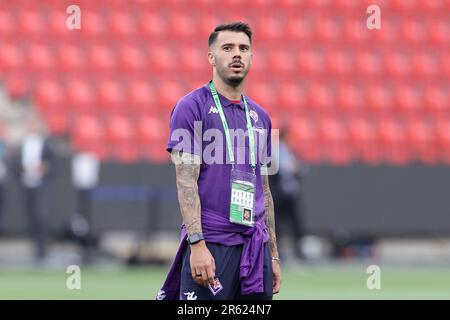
[270,127,307,261]
[13,117,54,261]
[158,22,281,300]
[0,122,7,234]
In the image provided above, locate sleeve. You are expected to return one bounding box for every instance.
[166,97,203,156]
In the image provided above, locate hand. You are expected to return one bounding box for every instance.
[190,240,216,287]
[272,260,282,294]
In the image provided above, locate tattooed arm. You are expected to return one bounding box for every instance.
[263,173,282,294]
[173,151,215,287]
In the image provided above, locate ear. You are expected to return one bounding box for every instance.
[208,51,216,66]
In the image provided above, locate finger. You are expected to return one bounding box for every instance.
[211,258,216,275]
[201,267,209,287]
[206,264,215,286]
[273,277,281,294]
[193,268,203,286]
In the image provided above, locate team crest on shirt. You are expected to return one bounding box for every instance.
[249,110,258,122]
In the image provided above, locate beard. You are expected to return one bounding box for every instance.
[217,64,249,87]
[224,75,244,87]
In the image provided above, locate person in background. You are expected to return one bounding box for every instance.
[0,122,8,235]
[13,117,55,262]
[269,127,308,261]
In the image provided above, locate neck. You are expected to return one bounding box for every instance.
[212,74,244,101]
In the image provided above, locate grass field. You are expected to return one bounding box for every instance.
[1,264,449,299]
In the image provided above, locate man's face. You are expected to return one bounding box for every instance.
[208,31,252,87]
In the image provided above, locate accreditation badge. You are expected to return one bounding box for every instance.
[229,169,256,227]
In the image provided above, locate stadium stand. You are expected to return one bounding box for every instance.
[0,0,448,165]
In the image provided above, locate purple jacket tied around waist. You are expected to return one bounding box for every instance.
[157,208,269,300]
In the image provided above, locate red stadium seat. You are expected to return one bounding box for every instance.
[268,50,296,75]
[289,117,321,163]
[308,82,335,112]
[246,81,277,113]
[348,117,379,164]
[417,0,447,11]
[343,18,370,43]
[73,115,104,142]
[148,45,176,73]
[317,117,351,165]
[106,114,136,143]
[315,16,342,42]
[4,73,29,99]
[384,50,412,77]
[157,80,185,109]
[47,9,71,38]
[105,114,138,162]
[81,11,108,37]
[169,12,198,39]
[139,11,168,39]
[442,50,450,77]
[424,85,449,116]
[366,83,394,116]
[97,79,126,110]
[66,78,96,107]
[128,80,157,113]
[355,49,383,77]
[436,119,450,164]
[400,19,427,44]
[34,77,64,108]
[179,47,207,74]
[377,118,409,165]
[44,109,68,135]
[412,50,440,77]
[285,16,313,43]
[26,43,55,71]
[406,118,436,164]
[109,11,137,37]
[0,42,25,70]
[256,14,286,43]
[297,47,325,75]
[429,20,450,45]
[278,82,307,114]
[88,44,117,72]
[118,44,147,72]
[0,8,15,36]
[373,18,399,44]
[336,83,364,114]
[17,9,46,36]
[395,84,423,115]
[137,116,166,146]
[57,43,86,71]
[326,49,354,76]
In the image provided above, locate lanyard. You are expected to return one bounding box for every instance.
[209,81,256,171]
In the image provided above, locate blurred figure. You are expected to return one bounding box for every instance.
[270,128,308,261]
[0,122,8,235]
[13,118,55,261]
[71,149,100,263]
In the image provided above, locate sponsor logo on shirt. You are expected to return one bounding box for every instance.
[156,289,166,300]
[183,291,198,300]
[249,110,259,122]
[208,106,219,114]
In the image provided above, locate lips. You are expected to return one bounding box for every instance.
[230,61,244,68]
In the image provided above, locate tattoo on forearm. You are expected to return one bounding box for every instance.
[175,154,202,236]
[263,175,278,257]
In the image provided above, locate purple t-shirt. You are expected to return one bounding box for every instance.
[167,83,272,225]
[159,83,273,298]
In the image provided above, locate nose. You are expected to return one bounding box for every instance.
[232,47,242,59]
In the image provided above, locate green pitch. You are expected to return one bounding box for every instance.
[0,264,449,299]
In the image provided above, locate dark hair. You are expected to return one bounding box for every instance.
[208,22,252,47]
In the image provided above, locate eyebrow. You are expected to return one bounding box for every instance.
[221,43,250,48]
